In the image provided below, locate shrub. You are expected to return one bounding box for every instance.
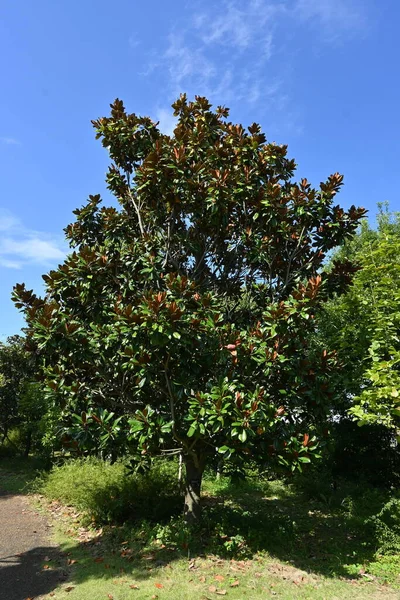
[38,457,182,524]
[367,497,400,555]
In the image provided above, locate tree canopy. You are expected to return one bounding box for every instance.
[318,204,400,431]
[13,95,365,520]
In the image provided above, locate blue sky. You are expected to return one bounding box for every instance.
[0,0,399,339]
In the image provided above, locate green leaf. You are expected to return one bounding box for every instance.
[238,429,247,443]
[187,423,198,437]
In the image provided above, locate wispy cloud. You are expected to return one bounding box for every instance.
[0,209,66,270]
[295,0,367,40]
[155,107,177,136]
[0,258,22,269]
[0,137,21,146]
[194,1,279,51]
[158,1,282,103]
[144,0,368,132]
[0,212,20,232]
[128,33,140,49]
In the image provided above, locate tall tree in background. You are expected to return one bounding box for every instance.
[312,205,400,484]
[0,335,48,456]
[13,95,365,520]
[0,335,30,445]
[318,205,400,425]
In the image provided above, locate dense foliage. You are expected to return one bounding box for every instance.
[13,95,365,519]
[0,335,52,457]
[318,204,400,431]
[0,335,27,444]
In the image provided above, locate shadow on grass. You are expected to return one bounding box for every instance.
[51,477,392,590]
[0,546,66,600]
[0,459,394,594]
[0,456,49,494]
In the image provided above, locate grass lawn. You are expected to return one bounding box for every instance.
[1,459,399,599]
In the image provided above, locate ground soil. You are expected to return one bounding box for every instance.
[0,489,65,600]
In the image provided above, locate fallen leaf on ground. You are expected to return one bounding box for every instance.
[65,586,75,592]
[216,591,227,596]
[107,595,113,599]
[94,557,104,563]
[199,576,206,583]
[67,559,77,565]
[215,575,224,582]
[129,584,139,589]
[155,583,163,589]
[209,585,217,593]
[230,580,239,587]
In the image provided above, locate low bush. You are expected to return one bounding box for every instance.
[366,496,400,555]
[37,457,182,524]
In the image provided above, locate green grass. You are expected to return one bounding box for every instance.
[40,474,400,600]
[2,458,400,599]
[0,455,47,493]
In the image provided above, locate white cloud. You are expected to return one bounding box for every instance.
[160,2,281,102]
[163,32,216,96]
[0,258,22,269]
[0,137,20,146]
[195,1,281,51]
[0,237,65,263]
[128,34,140,49]
[146,0,368,126]
[152,9,284,120]
[155,108,177,136]
[295,0,366,39]
[0,212,20,232]
[0,209,66,269]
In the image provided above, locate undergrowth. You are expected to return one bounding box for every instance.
[35,457,182,524]
[25,457,400,588]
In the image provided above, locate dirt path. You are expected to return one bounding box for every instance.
[0,490,65,600]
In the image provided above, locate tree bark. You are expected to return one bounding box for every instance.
[183,455,204,524]
[24,429,32,457]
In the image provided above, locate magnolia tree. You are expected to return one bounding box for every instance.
[14,95,365,521]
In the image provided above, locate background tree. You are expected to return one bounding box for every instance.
[315,204,400,485]
[0,335,51,457]
[13,95,365,521]
[0,335,30,447]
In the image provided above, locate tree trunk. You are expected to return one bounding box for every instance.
[24,430,32,457]
[216,459,223,481]
[183,456,204,524]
